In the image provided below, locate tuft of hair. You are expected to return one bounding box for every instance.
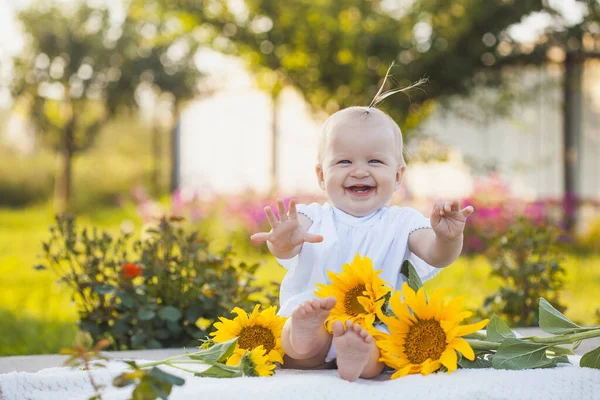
[369,62,428,109]
[316,64,427,167]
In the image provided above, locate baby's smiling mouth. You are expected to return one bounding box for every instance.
[346,185,375,196]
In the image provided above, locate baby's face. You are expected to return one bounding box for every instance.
[316,120,404,217]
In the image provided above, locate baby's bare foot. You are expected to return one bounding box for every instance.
[332,320,374,382]
[290,297,336,356]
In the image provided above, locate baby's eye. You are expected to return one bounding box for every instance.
[337,160,351,164]
[369,159,383,164]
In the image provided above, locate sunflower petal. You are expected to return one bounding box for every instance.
[449,337,475,360]
[440,349,458,373]
[454,319,489,337]
[421,359,442,375]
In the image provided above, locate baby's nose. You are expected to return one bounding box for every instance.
[351,167,369,177]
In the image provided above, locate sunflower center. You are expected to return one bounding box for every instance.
[238,326,276,353]
[404,319,447,364]
[344,284,367,316]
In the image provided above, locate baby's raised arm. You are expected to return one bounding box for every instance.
[408,200,474,268]
[250,198,323,259]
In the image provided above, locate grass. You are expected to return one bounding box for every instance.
[0,203,142,356]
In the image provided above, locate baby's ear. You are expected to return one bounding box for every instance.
[395,165,406,189]
[315,164,325,190]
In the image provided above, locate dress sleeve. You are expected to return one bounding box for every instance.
[275,254,300,270]
[402,208,440,283]
[296,202,322,223]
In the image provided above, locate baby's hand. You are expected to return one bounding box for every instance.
[430,200,474,241]
[250,198,323,258]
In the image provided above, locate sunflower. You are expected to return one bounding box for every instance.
[240,345,276,377]
[376,282,489,378]
[314,254,391,333]
[210,305,287,366]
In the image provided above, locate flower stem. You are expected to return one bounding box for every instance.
[137,351,206,369]
[164,363,202,375]
[523,328,600,345]
[465,339,501,351]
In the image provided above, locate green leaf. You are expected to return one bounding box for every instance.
[492,338,551,370]
[486,314,516,343]
[188,337,237,363]
[147,367,185,386]
[119,292,134,308]
[158,306,182,322]
[458,355,493,369]
[400,260,423,292]
[184,305,205,323]
[195,364,242,378]
[95,284,114,295]
[553,355,571,365]
[580,346,600,369]
[572,340,582,351]
[539,298,582,334]
[138,308,156,321]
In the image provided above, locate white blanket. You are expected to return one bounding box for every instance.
[1,356,599,400]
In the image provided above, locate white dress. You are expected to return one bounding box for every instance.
[276,202,440,361]
[277,202,440,316]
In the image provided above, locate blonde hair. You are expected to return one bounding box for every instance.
[316,106,407,167]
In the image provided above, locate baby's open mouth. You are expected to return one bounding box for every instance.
[346,185,375,196]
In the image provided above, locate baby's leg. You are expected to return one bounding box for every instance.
[332,320,385,382]
[281,297,336,368]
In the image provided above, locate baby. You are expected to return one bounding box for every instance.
[251,106,474,381]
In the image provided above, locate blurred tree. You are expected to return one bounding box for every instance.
[489,0,600,229]
[159,0,549,193]
[9,1,200,211]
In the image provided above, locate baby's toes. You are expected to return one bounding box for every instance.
[332,320,345,337]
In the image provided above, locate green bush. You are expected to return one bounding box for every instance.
[480,216,567,326]
[38,215,273,350]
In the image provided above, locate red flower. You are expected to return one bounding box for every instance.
[123,263,142,279]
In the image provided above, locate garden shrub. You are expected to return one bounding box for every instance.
[38,215,273,350]
[480,216,567,326]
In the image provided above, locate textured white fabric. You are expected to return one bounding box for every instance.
[277,203,439,317]
[1,356,599,400]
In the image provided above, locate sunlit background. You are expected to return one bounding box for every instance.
[0,0,599,356]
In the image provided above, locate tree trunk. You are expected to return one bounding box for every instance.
[562,52,583,231]
[54,118,75,213]
[151,121,161,196]
[169,102,180,194]
[270,92,279,196]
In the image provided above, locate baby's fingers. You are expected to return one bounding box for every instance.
[250,232,270,243]
[461,205,475,218]
[303,232,324,243]
[264,206,279,228]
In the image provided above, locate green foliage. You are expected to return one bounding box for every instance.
[114,362,185,400]
[400,260,424,293]
[481,217,567,327]
[169,0,550,128]
[38,215,270,350]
